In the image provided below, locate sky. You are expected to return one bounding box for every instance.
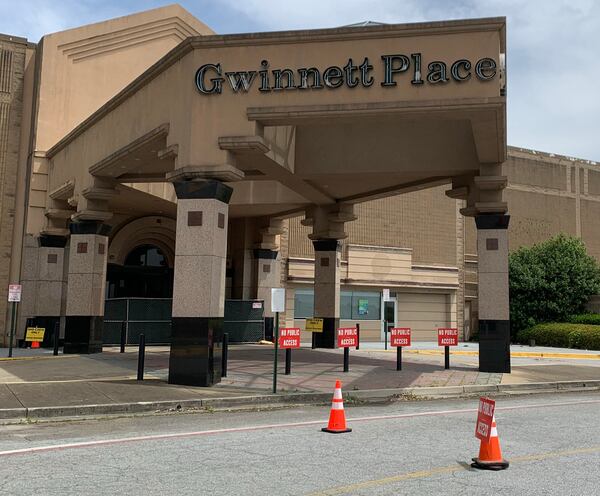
[0,0,598,162]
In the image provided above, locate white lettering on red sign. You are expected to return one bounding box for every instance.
[390,327,411,347]
[278,328,301,349]
[437,328,458,346]
[337,327,358,348]
[475,397,496,441]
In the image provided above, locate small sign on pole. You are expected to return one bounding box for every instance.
[475,397,496,442]
[390,328,411,347]
[382,288,391,302]
[271,288,285,313]
[391,327,411,371]
[278,328,301,349]
[438,328,458,370]
[8,284,21,302]
[305,318,324,333]
[337,327,358,348]
[25,327,45,342]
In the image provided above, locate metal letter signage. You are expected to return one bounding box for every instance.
[391,327,411,347]
[337,327,358,348]
[437,328,459,346]
[195,54,500,95]
[475,397,496,441]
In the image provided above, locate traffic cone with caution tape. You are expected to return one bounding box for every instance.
[472,415,509,470]
[322,380,352,433]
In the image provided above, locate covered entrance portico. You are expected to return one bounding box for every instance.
[42,18,509,385]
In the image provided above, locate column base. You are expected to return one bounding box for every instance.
[313,318,339,349]
[64,316,103,354]
[168,317,223,387]
[478,319,511,373]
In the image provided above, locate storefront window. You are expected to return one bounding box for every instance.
[293,289,380,320]
[351,291,381,320]
[294,289,314,319]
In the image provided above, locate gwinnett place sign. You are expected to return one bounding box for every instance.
[195,54,498,94]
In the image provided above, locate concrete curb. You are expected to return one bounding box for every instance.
[2,380,600,422]
[400,350,600,359]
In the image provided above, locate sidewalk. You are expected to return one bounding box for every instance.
[1,343,600,421]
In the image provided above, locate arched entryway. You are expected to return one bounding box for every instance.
[106,244,174,298]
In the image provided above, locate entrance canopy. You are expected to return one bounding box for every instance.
[46,17,506,222]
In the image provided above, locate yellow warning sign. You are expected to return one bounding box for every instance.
[25,327,45,342]
[305,318,324,333]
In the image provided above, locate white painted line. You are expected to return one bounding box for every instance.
[1,398,599,457]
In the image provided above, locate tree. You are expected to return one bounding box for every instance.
[509,234,600,336]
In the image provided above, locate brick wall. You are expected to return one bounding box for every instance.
[0,37,26,343]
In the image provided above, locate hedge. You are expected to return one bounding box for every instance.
[568,313,600,326]
[517,323,600,350]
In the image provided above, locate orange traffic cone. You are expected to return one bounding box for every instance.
[31,341,40,349]
[472,415,509,470]
[322,380,352,434]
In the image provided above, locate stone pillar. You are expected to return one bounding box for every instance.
[312,239,342,348]
[35,235,69,343]
[168,179,232,387]
[303,204,355,348]
[476,214,511,373]
[447,166,510,373]
[64,221,110,354]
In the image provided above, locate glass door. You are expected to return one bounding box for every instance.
[381,298,397,342]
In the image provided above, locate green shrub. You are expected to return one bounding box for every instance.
[568,313,600,326]
[516,323,600,350]
[510,234,600,337]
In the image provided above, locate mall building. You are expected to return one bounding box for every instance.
[0,5,598,385]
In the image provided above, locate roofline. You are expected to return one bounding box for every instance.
[508,146,598,166]
[47,16,506,159]
[0,33,33,46]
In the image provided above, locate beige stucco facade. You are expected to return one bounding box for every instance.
[0,3,595,382]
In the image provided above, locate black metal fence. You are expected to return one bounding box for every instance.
[103,298,265,345]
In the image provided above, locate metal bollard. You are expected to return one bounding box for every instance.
[53,321,60,356]
[137,334,145,381]
[120,321,127,353]
[222,333,229,378]
[285,348,292,375]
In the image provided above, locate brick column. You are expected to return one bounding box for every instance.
[168,180,232,387]
[64,221,110,354]
[476,214,511,373]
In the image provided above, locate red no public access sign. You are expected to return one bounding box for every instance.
[337,327,358,348]
[278,328,301,349]
[438,328,459,346]
[390,328,411,347]
[475,397,496,441]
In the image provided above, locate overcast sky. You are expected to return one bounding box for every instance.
[1,0,598,161]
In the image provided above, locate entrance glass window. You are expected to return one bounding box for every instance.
[106,245,174,299]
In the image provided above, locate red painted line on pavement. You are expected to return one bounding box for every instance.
[1,398,599,458]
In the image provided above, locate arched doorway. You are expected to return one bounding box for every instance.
[107,244,174,298]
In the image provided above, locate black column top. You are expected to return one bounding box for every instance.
[173,180,233,204]
[312,239,342,251]
[475,214,510,230]
[253,249,278,260]
[69,221,112,236]
[39,234,68,248]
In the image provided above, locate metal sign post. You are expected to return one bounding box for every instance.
[7,284,21,358]
[271,288,286,394]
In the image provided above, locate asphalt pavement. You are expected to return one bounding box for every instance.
[1,390,599,495]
